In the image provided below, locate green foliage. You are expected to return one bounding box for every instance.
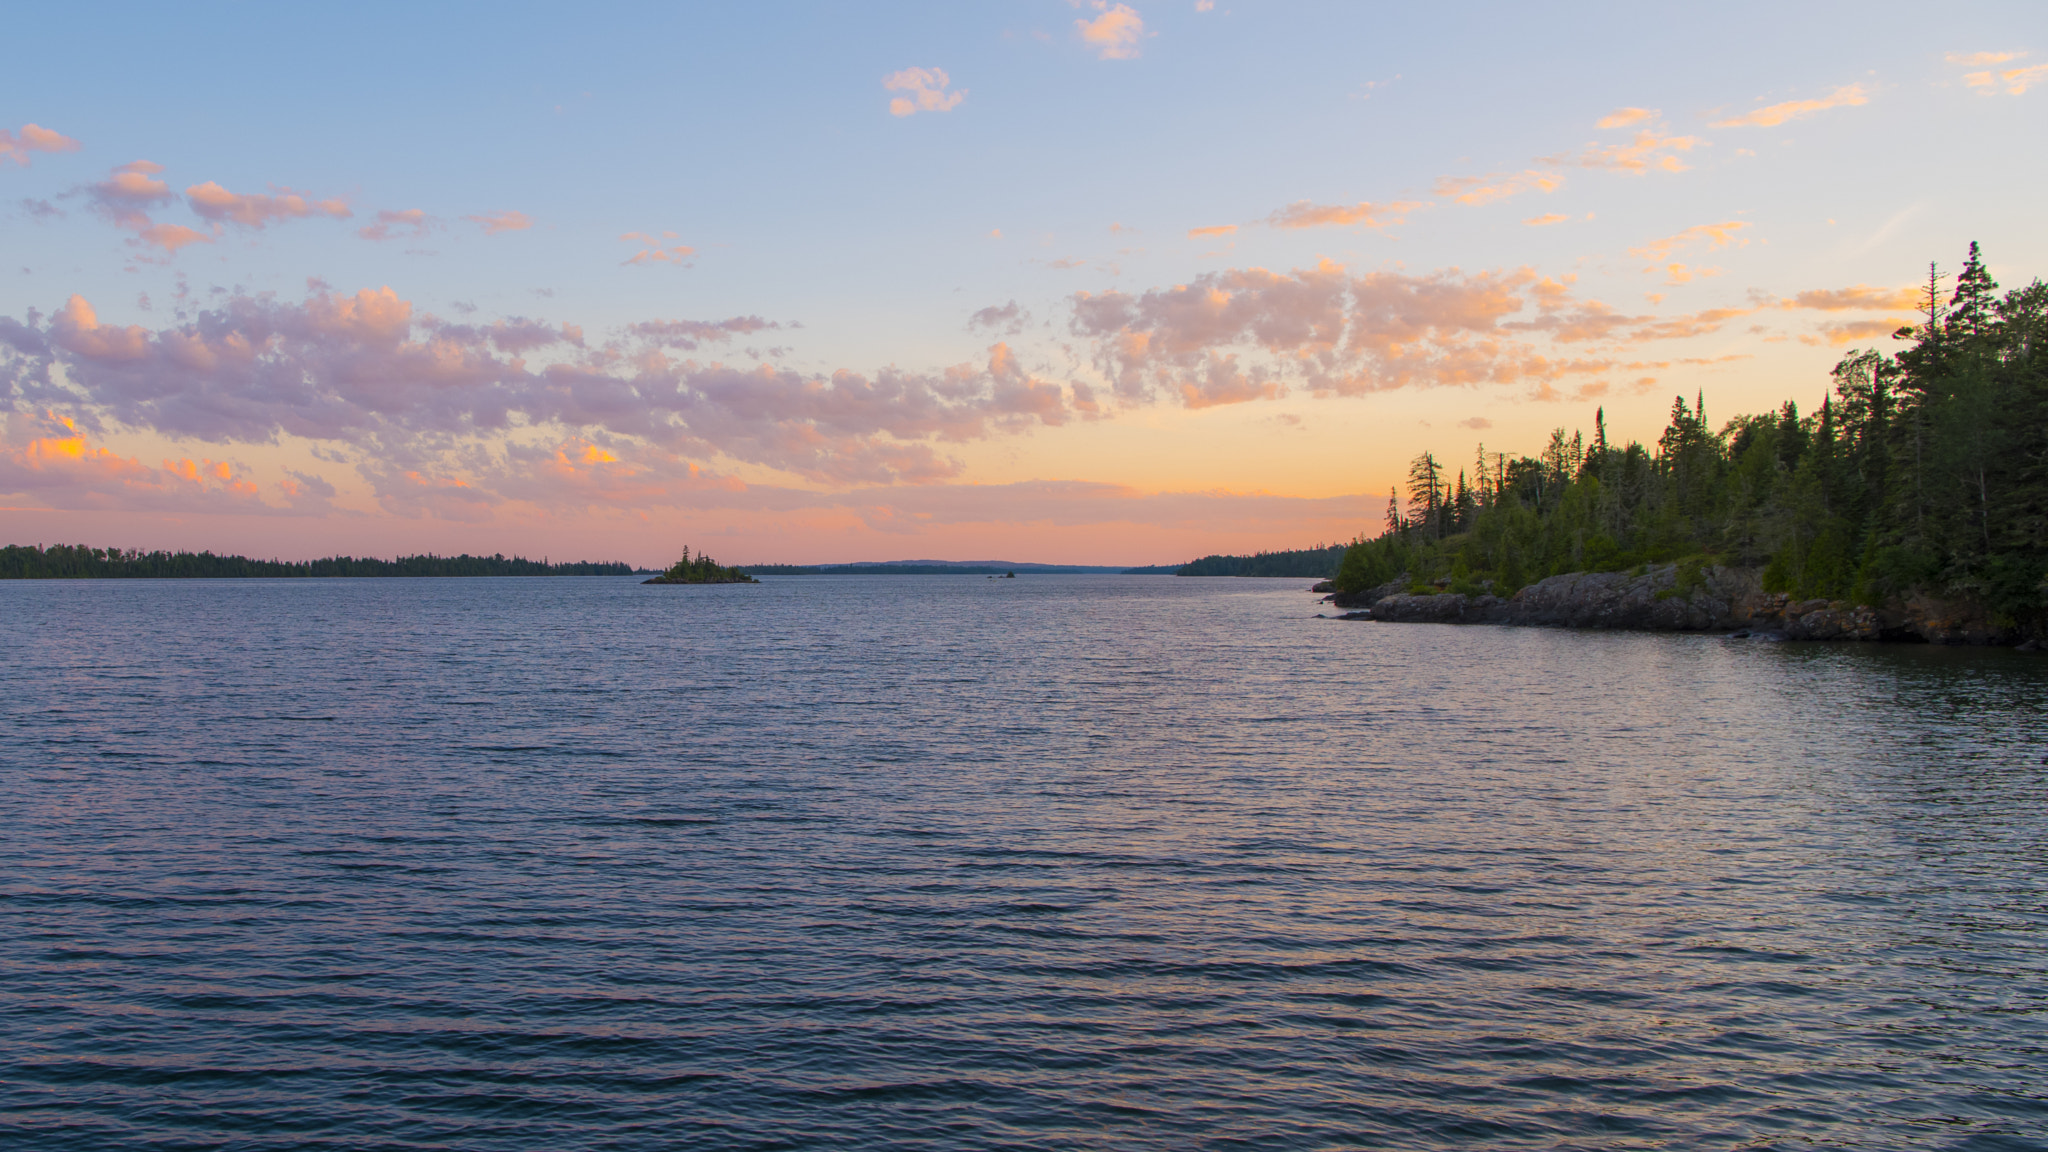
[649,546,758,584]
[1176,544,1351,578]
[0,544,632,579]
[1333,246,2048,632]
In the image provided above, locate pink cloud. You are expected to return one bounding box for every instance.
[0,123,81,167]
[79,161,216,256]
[0,284,1083,487]
[467,210,532,235]
[1266,199,1422,231]
[884,67,966,116]
[1068,259,1769,407]
[621,231,696,266]
[1524,213,1569,227]
[1188,223,1237,239]
[135,224,212,255]
[626,315,779,349]
[358,208,433,241]
[1075,2,1145,59]
[85,160,172,230]
[185,182,351,228]
[1711,84,1869,127]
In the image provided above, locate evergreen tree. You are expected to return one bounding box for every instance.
[1330,245,2048,637]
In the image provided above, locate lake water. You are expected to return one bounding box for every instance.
[3,575,2045,1151]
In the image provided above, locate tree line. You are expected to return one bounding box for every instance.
[1335,244,2048,629]
[0,545,636,579]
[1171,544,1350,578]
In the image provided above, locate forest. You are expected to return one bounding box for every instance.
[1167,544,1350,578]
[1334,245,2048,630]
[0,545,635,579]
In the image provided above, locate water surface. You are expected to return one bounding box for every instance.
[3,576,2044,1150]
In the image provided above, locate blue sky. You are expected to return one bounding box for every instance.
[4,1,2044,563]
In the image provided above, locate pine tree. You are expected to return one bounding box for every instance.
[1407,452,1445,538]
[1949,242,1999,342]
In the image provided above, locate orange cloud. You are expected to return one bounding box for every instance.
[1948,51,2021,66]
[1785,285,1918,311]
[0,412,288,514]
[1523,213,1568,227]
[1660,264,1721,285]
[1629,221,1750,266]
[467,210,532,235]
[1711,83,1868,127]
[883,67,966,116]
[1075,2,1145,59]
[1596,107,1656,129]
[1550,128,1702,173]
[1432,169,1562,205]
[1266,199,1422,231]
[1964,62,2048,95]
[185,182,351,228]
[1808,318,1909,346]
[0,122,81,167]
[1188,224,1237,238]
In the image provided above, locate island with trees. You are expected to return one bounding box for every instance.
[1327,245,2046,646]
[642,547,759,584]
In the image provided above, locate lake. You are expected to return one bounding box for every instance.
[3,575,2044,1150]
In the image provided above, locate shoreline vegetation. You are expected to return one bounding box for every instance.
[1159,544,1349,578]
[0,545,634,579]
[642,548,758,585]
[1327,245,2047,646]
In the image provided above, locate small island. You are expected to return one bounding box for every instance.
[641,547,759,585]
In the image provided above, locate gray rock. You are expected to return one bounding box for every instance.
[1328,562,2032,644]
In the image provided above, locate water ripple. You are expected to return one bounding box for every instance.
[3,575,2045,1150]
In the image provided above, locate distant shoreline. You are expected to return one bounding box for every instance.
[1,545,636,580]
[3,543,1352,580]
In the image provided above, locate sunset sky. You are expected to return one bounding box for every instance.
[5,1,2044,566]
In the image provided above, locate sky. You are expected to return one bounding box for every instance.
[4,1,2044,566]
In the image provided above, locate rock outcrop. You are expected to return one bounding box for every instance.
[1332,563,2027,645]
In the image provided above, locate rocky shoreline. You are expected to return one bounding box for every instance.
[1321,563,2038,647]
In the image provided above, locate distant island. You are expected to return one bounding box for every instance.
[1328,245,2047,647]
[643,548,758,584]
[0,545,635,579]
